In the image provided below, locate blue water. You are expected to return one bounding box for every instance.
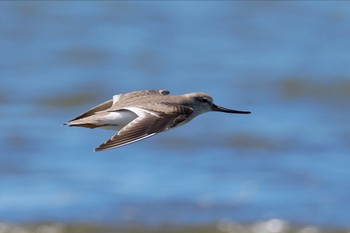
[1,1,350,228]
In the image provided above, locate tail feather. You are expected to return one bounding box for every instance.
[64,121,100,129]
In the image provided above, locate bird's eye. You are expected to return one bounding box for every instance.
[201,98,210,103]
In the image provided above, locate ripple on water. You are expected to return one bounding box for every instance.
[279,77,350,104]
[36,85,111,108]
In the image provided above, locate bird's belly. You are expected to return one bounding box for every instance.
[99,125,124,131]
[99,110,138,130]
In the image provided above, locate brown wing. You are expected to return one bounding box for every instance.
[66,90,169,124]
[117,90,170,100]
[94,106,192,152]
[111,90,170,109]
[66,99,113,123]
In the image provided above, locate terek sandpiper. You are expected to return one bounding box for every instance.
[65,90,251,152]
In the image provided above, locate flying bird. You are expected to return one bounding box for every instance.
[65,90,251,151]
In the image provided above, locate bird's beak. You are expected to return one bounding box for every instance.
[211,104,251,114]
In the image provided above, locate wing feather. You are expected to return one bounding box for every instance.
[111,90,169,109]
[94,105,192,152]
[66,99,113,123]
[66,90,169,124]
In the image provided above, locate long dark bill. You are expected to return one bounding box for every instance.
[212,104,251,114]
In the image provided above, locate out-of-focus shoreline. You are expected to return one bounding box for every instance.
[0,221,349,233]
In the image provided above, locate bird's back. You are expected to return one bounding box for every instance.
[110,90,170,110]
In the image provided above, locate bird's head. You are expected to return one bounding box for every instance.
[184,93,251,115]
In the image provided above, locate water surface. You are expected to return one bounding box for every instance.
[1,1,350,229]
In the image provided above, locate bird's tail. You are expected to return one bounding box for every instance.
[64,120,100,129]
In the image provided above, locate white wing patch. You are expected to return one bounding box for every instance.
[125,107,161,117]
[103,110,138,125]
[112,94,122,104]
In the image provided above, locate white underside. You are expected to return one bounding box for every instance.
[98,110,138,131]
[93,107,159,131]
[125,106,160,117]
[100,125,124,131]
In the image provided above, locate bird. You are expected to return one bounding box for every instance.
[64,90,251,152]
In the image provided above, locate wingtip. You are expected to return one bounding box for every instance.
[63,121,73,127]
[94,145,106,152]
[95,145,111,152]
[94,148,101,152]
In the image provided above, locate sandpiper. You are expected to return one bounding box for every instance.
[65,90,251,152]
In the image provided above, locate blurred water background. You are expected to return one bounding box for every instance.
[1,1,350,232]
